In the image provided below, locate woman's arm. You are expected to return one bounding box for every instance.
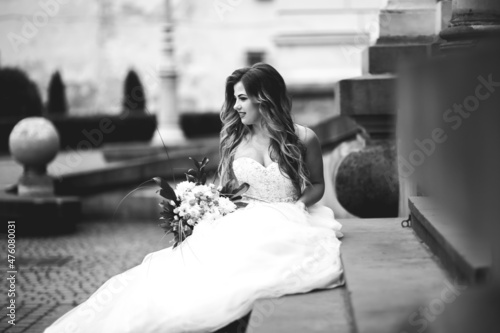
[295,127,325,209]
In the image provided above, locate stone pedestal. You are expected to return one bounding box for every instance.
[17,166,54,196]
[153,0,185,146]
[4,117,80,235]
[9,117,59,196]
[153,68,185,145]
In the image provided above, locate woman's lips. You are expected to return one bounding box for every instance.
[238,112,246,117]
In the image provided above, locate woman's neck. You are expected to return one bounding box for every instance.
[249,122,269,142]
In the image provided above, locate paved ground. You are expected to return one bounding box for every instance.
[1,221,172,333]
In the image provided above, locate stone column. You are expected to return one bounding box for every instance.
[438,0,500,284]
[440,0,500,50]
[334,0,445,217]
[153,0,185,146]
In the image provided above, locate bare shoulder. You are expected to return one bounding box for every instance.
[294,124,317,144]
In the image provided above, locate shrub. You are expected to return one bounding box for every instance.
[180,112,222,138]
[0,67,42,119]
[46,70,68,115]
[122,69,146,113]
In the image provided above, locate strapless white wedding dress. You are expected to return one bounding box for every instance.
[44,157,344,333]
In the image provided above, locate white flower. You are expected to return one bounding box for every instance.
[175,181,196,197]
[217,197,237,215]
[203,211,219,222]
[192,185,210,196]
[188,206,200,218]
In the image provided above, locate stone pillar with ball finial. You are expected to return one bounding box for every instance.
[9,117,60,196]
[1,117,80,235]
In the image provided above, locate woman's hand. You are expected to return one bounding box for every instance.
[294,200,308,213]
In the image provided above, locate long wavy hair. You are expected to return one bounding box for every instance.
[217,63,311,194]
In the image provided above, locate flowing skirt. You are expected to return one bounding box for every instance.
[44,202,344,333]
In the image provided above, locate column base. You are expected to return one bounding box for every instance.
[440,25,500,51]
[18,170,54,197]
[151,124,186,146]
[439,9,500,51]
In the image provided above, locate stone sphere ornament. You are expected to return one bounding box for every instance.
[9,117,60,167]
[9,117,60,196]
[335,143,399,218]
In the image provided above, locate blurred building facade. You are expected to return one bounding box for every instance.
[0,0,386,121]
[0,0,165,115]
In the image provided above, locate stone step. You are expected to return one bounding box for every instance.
[409,196,491,284]
[250,288,353,333]
[341,217,448,333]
[236,217,448,333]
[362,43,433,75]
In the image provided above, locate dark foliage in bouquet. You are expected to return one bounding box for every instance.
[153,157,250,248]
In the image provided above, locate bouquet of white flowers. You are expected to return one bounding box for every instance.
[153,157,249,248]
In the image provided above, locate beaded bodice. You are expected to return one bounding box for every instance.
[233,157,300,203]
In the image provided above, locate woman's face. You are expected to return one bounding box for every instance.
[233,81,261,126]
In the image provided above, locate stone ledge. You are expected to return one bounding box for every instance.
[274,32,371,46]
[409,196,491,284]
[55,145,220,196]
[250,288,352,333]
[101,136,220,162]
[362,43,432,75]
[335,75,396,117]
[312,115,361,152]
[379,8,438,38]
[334,74,396,139]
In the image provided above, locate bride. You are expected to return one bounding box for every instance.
[44,63,344,333]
